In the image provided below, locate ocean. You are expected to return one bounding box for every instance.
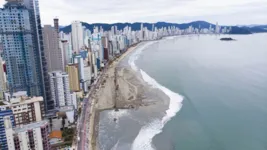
[98,33,267,150]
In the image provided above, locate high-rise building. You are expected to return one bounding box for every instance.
[0,1,39,95]
[70,92,77,109]
[54,18,59,34]
[66,64,80,92]
[5,119,50,150]
[73,55,86,90]
[24,0,53,112]
[215,22,220,34]
[71,21,84,53]
[49,71,71,108]
[43,25,64,72]
[0,109,15,149]
[59,32,72,68]
[1,95,44,127]
[61,40,72,68]
[0,0,52,112]
[0,56,6,100]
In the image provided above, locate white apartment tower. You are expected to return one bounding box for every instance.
[49,71,71,108]
[5,119,50,150]
[71,21,84,53]
[59,32,73,67]
[1,95,44,127]
[215,22,220,34]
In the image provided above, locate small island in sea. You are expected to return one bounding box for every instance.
[220,37,236,41]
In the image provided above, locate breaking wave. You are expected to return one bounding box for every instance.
[128,42,184,150]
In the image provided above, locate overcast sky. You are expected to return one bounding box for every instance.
[1,0,267,25]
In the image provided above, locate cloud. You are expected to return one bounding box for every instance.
[1,0,267,25]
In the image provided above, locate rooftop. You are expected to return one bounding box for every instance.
[4,96,44,107]
[14,120,48,133]
[57,105,74,112]
[49,130,62,139]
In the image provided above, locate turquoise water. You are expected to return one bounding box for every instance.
[136,34,267,150]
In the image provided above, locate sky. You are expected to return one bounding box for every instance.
[1,0,267,26]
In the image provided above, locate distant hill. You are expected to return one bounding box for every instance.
[60,21,260,35]
[242,25,267,28]
[243,27,267,33]
[240,25,267,33]
[255,25,267,29]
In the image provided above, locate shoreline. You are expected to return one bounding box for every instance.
[88,36,180,150]
[87,33,267,150]
[88,42,145,150]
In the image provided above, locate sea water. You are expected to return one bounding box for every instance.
[99,33,267,150]
[135,33,267,150]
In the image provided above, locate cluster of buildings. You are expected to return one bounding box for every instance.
[0,0,76,149]
[0,0,230,149]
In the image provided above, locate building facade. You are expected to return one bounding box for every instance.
[0,2,39,95]
[43,25,64,72]
[2,96,44,127]
[60,40,72,69]
[5,119,50,150]
[49,71,71,108]
[0,109,14,149]
[70,92,77,109]
[0,56,6,100]
[73,55,85,90]
[71,21,83,53]
[0,0,52,112]
[66,64,80,92]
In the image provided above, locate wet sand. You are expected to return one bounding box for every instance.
[87,43,165,150]
[93,42,170,150]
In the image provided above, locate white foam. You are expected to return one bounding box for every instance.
[131,70,183,150]
[128,42,184,150]
[107,110,130,130]
[128,42,156,71]
[111,139,120,150]
[107,110,129,121]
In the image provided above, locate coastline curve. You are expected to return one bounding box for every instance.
[128,40,184,150]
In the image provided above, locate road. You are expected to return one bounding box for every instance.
[76,69,107,150]
[75,49,135,150]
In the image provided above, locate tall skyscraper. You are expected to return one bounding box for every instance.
[59,32,72,68]
[66,64,80,92]
[73,55,86,90]
[71,21,84,53]
[24,0,53,112]
[215,22,220,34]
[54,18,59,34]
[43,25,64,72]
[1,1,38,95]
[0,0,53,112]
[61,40,71,68]
[49,71,71,108]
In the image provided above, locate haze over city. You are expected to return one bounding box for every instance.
[1,0,267,25]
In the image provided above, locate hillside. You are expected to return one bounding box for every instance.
[60,21,265,35]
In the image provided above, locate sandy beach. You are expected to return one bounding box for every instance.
[87,43,154,150]
[93,41,171,150]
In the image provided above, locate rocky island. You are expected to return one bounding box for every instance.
[220,37,236,41]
